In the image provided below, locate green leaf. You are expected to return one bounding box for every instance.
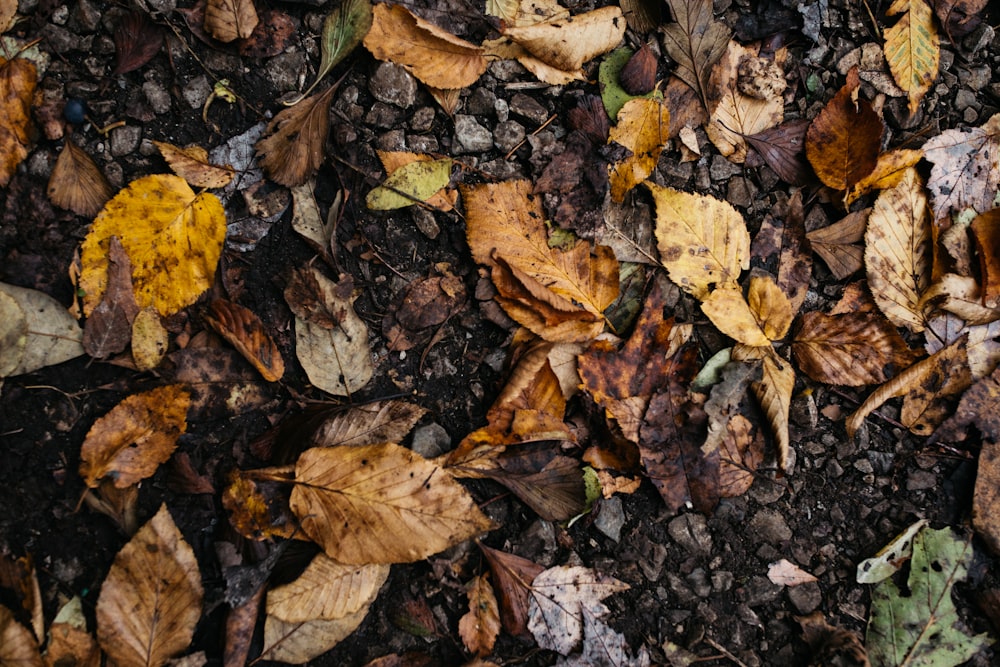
[598,48,661,121]
[290,0,373,104]
[366,158,453,210]
[866,527,993,667]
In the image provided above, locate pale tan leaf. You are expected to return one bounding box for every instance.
[459,574,501,657]
[255,85,336,187]
[481,38,586,85]
[501,6,625,72]
[290,444,495,564]
[312,400,428,448]
[131,307,169,372]
[0,605,42,667]
[96,505,203,667]
[290,180,334,259]
[922,113,1000,223]
[205,0,259,42]
[608,98,669,202]
[701,286,771,347]
[807,209,868,280]
[527,565,629,655]
[920,274,1000,326]
[865,168,932,333]
[768,559,818,586]
[0,282,83,378]
[260,608,368,664]
[752,353,795,470]
[900,340,970,436]
[47,141,113,217]
[266,554,389,622]
[152,141,235,189]
[647,182,750,300]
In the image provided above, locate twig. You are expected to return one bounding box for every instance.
[702,636,750,667]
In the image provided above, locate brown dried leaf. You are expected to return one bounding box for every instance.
[805,69,883,191]
[312,400,428,448]
[971,209,1000,305]
[239,9,297,58]
[480,36,586,85]
[934,0,988,40]
[260,607,369,664]
[921,113,1000,224]
[45,599,100,667]
[224,586,263,667]
[205,299,284,382]
[112,11,163,75]
[459,574,501,657]
[975,439,1000,555]
[745,119,812,186]
[222,468,300,541]
[807,208,868,280]
[792,310,920,386]
[920,274,1000,325]
[660,0,730,110]
[480,444,585,521]
[162,348,271,420]
[502,6,626,72]
[205,0,259,43]
[363,4,486,89]
[797,612,870,667]
[79,385,190,488]
[608,98,669,202]
[290,444,495,564]
[479,544,544,638]
[267,554,389,622]
[0,57,36,188]
[934,363,1000,443]
[153,141,235,189]
[48,140,113,217]
[83,237,140,359]
[255,84,336,187]
[750,191,811,314]
[752,353,795,470]
[96,505,203,667]
[0,605,42,667]
[900,339,971,436]
[718,414,763,498]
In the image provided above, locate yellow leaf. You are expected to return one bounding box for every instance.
[79,385,190,488]
[96,505,203,667]
[131,307,169,371]
[747,273,794,341]
[865,168,932,333]
[79,174,226,317]
[255,85,336,187]
[290,444,495,564]
[700,286,771,347]
[205,0,259,42]
[647,182,750,300]
[47,141,114,217]
[0,57,36,187]
[363,3,486,90]
[844,148,924,206]
[752,353,795,470]
[367,154,453,210]
[884,0,939,116]
[501,6,626,72]
[152,141,235,189]
[266,554,389,622]
[608,98,669,202]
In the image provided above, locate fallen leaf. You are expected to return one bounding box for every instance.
[260,607,369,664]
[205,0,258,42]
[162,348,272,420]
[647,182,750,300]
[768,559,818,586]
[82,480,138,535]
[599,47,661,121]
[857,519,929,584]
[479,544,544,638]
[0,282,84,378]
[660,0,730,110]
[45,597,100,667]
[974,439,1000,555]
[701,285,773,347]
[970,209,1000,304]
[883,0,939,116]
[290,180,335,261]
[237,9,297,58]
[481,37,586,85]
[48,140,114,217]
[865,527,992,666]
[922,113,1000,224]
[363,4,486,89]
[79,385,190,488]
[296,0,371,100]
[805,69,883,191]
[0,605,42,667]
[527,565,629,655]
[112,11,162,74]
[933,363,1000,443]
[0,56,36,187]
[309,400,428,449]
[222,468,300,541]
[255,84,337,187]
[224,587,263,667]
[797,612,870,667]
[267,554,389,622]
[97,504,203,667]
[920,274,1000,325]
[290,444,495,563]
[367,156,453,210]
[608,98,669,202]
[501,6,625,73]
[478,444,585,521]
[152,141,235,189]
[575,608,652,666]
[131,307,169,371]
[703,358,759,456]
[718,414,763,498]
[934,0,988,40]
[806,208,868,280]
[792,310,919,387]
[752,353,795,470]
[459,573,501,657]
[79,174,226,317]
[750,191,812,314]
[0,0,15,32]
[844,148,924,207]
[383,267,466,352]
[899,336,971,436]
[205,299,284,381]
[744,119,812,186]
[83,237,140,359]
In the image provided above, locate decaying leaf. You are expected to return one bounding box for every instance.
[0,282,84,378]
[255,84,337,187]
[481,36,586,85]
[920,274,1000,326]
[479,543,544,639]
[205,299,284,382]
[744,119,811,186]
[222,468,300,541]
[459,573,501,657]
[297,0,372,101]
[152,141,235,189]
[701,285,773,347]
[608,98,669,202]
[224,587,263,667]
[807,208,868,280]
[883,0,939,116]
[0,605,42,667]
[383,266,466,352]
[527,565,629,655]
[112,11,162,75]
[660,0,731,110]
[45,597,100,667]
[768,559,818,586]
[797,612,870,667]
[971,209,1000,305]
[260,608,369,664]
[718,414,763,498]
[974,439,1000,555]
[205,0,258,42]
[290,444,495,563]
[752,353,795,470]
[934,0,988,40]
[501,5,626,73]
[131,307,169,372]
[79,174,226,317]
[267,554,389,623]
[367,156,453,210]
[750,191,812,314]
[83,237,140,359]
[363,3,486,89]
[857,518,929,584]
[48,140,114,217]
[922,113,1000,224]
[79,385,190,488]
[647,182,750,300]
[934,363,1000,443]
[0,56,36,187]
[97,505,203,667]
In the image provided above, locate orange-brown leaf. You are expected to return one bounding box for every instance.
[608,98,669,202]
[970,209,1000,305]
[153,141,236,189]
[205,299,284,382]
[222,468,301,541]
[459,574,501,657]
[0,57,36,187]
[806,209,868,280]
[0,605,42,667]
[48,140,113,217]
[205,0,259,42]
[718,415,763,498]
[479,543,544,638]
[255,84,336,187]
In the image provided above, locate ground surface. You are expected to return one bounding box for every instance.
[1,0,1000,665]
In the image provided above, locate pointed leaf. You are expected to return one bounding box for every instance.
[48,140,114,217]
[501,6,625,72]
[312,400,428,448]
[205,0,259,42]
[660,0,730,109]
[807,208,868,280]
[267,554,389,622]
[152,141,235,189]
[752,353,795,470]
[255,84,336,187]
[367,158,453,210]
[205,299,284,382]
[301,0,372,98]
[260,608,369,664]
[883,0,939,116]
[83,237,139,359]
[527,565,629,655]
[111,11,162,74]
[0,282,84,378]
[479,544,544,638]
[745,119,811,186]
[459,574,501,657]
[608,98,669,202]
[718,415,763,498]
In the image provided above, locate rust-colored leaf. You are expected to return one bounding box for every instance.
[478,444,585,521]
[205,299,284,382]
[205,0,259,43]
[459,573,501,657]
[112,11,163,75]
[153,141,235,189]
[479,544,544,639]
[48,140,113,217]
[255,84,337,187]
[45,598,100,667]
[0,57,36,188]
[970,209,1000,305]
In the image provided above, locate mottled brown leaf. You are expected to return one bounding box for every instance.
[479,544,544,639]
[255,84,336,187]
[750,191,811,315]
[459,574,501,657]
[267,554,389,622]
[971,209,1000,305]
[205,0,259,43]
[934,362,1000,443]
[745,119,812,186]
[934,0,988,40]
[718,415,763,498]
[205,299,284,381]
[48,140,113,217]
[0,57,36,187]
[660,0,731,110]
[83,237,140,359]
[807,208,868,280]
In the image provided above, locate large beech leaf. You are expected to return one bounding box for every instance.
[289,444,495,564]
[883,0,939,116]
[660,0,730,110]
[527,565,629,655]
[96,505,203,667]
[608,98,669,202]
[865,168,932,333]
[205,0,259,43]
[866,527,992,666]
[260,608,368,664]
[501,5,625,73]
[79,174,227,317]
[266,554,389,622]
[646,182,750,300]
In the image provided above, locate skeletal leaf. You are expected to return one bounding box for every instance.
[807,209,868,280]
[459,574,501,657]
[152,141,235,189]
[0,282,84,378]
[205,299,284,382]
[266,554,389,622]
[865,168,932,333]
[255,84,337,187]
[647,182,750,300]
[297,0,372,101]
[367,156,453,210]
[660,0,730,110]
[883,0,939,116]
[501,6,625,72]
[79,385,190,488]
[97,505,203,667]
[48,140,114,217]
[922,113,1000,223]
[0,56,36,187]
[290,444,495,564]
[527,565,629,655]
[205,0,259,42]
[608,98,669,202]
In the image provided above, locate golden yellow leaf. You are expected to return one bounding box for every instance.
[96,504,203,667]
[79,174,226,317]
[752,352,795,470]
[363,3,486,89]
[647,182,750,300]
[260,609,368,664]
[608,98,669,202]
[367,152,454,211]
[844,148,924,206]
[865,168,932,333]
[0,57,36,187]
[79,385,190,488]
[152,141,235,189]
[0,605,43,667]
[205,0,259,42]
[48,141,113,217]
[131,307,169,371]
[748,273,795,341]
[501,6,625,72]
[266,554,389,622]
[884,0,939,116]
[290,444,495,564]
[222,468,301,541]
[459,573,501,657]
[700,286,771,347]
[255,84,336,187]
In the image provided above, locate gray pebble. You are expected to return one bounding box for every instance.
[142,81,171,115]
[412,208,440,239]
[370,62,417,109]
[668,513,713,555]
[411,423,450,459]
[787,582,822,614]
[182,76,212,110]
[593,496,625,542]
[493,120,525,152]
[407,134,439,153]
[748,509,792,544]
[741,576,782,607]
[510,93,549,124]
[110,125,142,157]
[410,107,435,132]
[453,115,493,153]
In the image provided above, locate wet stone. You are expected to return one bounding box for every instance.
[748,509,792,544]
[741,576,782,607]
[410,107,435,132]
[370,62,417,108]
[407,134,439,153]
[110,125,142,157]
[411,423,450,459]
[687,568,712,598]
[367,102,404,129]
[182,76,212,110]
[466,87,497,116]
[594,496,625,542]
[266,51,307,92]
[712,571,734,592]
[493,120,525,152]
[955,89,978,111]
[69,0,102,32]
[412,208,440,239]
[668,514,713,555]
[143,81,171,115]
[376,130,406,152]
[510,93,549,124]
[787,582,822,614]
[453,115,494,153]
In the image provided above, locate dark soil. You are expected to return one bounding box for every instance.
[2,0,1000,665]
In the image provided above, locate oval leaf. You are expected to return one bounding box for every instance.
[366,157,453,210]
[266,554,389,623]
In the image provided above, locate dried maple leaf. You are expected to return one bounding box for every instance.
[479,544,544,639]
[501,6,626,72]
[112,11,163,75]
[83,236,140,359]
[152,141,235,189]
[363,4,486,89]
[205,0,259,43]
[267,554,389,623]
[807,208,868,280]
[660,0,730,111]
[96,505,203,667]
[744,119,812,186]
[608,98,669,202]
[48,140,113,217]
[883,0,939,116]
[805,69,883,192]
[205,299,284,382]
[922,113,1000,225]
[0,56,36,187]
[79,385,190,488]
[255,84,337,187]
[459,574,501,657]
